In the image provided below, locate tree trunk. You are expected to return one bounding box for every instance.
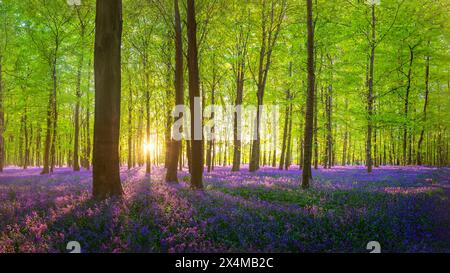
[0,57,4,172]
[50,56,58,173]
[187,0,203,190]
[326,82,332,169]
[73,26,85,172]
[279,91,290,170]
[36,127,41,167]
[417,54,430,165]
[145,68,151,174]
[92,0,123,199]
[313,86,318,169]
[232,29,246,172]
[272,108,277,167]
[137,108,143,166]
[403,45,414,165]
[41,59,56,175]
[285,101,293,170]
[342,99,348,165]
[166,0,184,183]
[207,86,215,173]
[85,58,92,170]
[127,72,133,170]
[301,0,315,189]
[366,4,376,173]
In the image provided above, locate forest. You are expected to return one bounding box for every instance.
[0,0,449,253]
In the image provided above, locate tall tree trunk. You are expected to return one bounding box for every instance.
[403,45,414,165]
[92,0,123,199]
[272,108,277,167]
[342,98,349,165]
[313,86,318,169]
[127,72,133,170]
[249,94,263,172]
[279,91,290,170]
[36,127,41,167]
[223,139,228,167]
[299,105,304,169]
[145,67,151,174]
[137,108,143,166]
[285,101,293,170]
[271,145,277,167]
[50,56,58,173]
[366,4,376,173]
[232,28,247,172]
[301,0,315,189]
[187,0,203,190]
[41,57,57,175]
[326,83,332,168]
[23,108,30,169]
[417,54,430,165]
[73,26,85,172]
[0,57,4,172]
[166,0,184,183]
[85,58,92,170]
[207,86,215,173]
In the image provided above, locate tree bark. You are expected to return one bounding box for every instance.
[325,58,333,169]
[187,0,203,190]
[84,58,92,170]
[127,71,133,170]
[366,4,376,173]
[285,101,293,170]
[50,57,58,173]
[313,86,318,169]
[166,0,184,183]
[41,55,57,174]
[0,57,4,172]
[207,85,215,173]
[232,27,248,172]
[342,99,348,165]
[92,0,123,199]
[145,65,151,174]
[417,54,430,165]
[301,0,315,189]
[73,24,85,172]
[403,45,414,165]
[279,90,290,170]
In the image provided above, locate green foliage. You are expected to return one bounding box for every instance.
[0,0,448,168]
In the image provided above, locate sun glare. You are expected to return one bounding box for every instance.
[144,143,155,154]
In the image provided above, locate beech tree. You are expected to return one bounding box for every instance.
[301,0,315,189]
[92,0,123,199]
[186,0,203,189]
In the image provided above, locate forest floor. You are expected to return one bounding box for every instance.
[0,165,449,253]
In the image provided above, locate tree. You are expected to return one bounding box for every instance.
[231,6,250,172]
[417,49,430,165]
[187,0,203,190]
[248,0,287,172]
[73,4,92,171]
[92,0,123,199]
[0,55,4,172]
[166,0,184,183]
[23,0,73,174]
[301,0,315,189]
[365,3,376,173]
